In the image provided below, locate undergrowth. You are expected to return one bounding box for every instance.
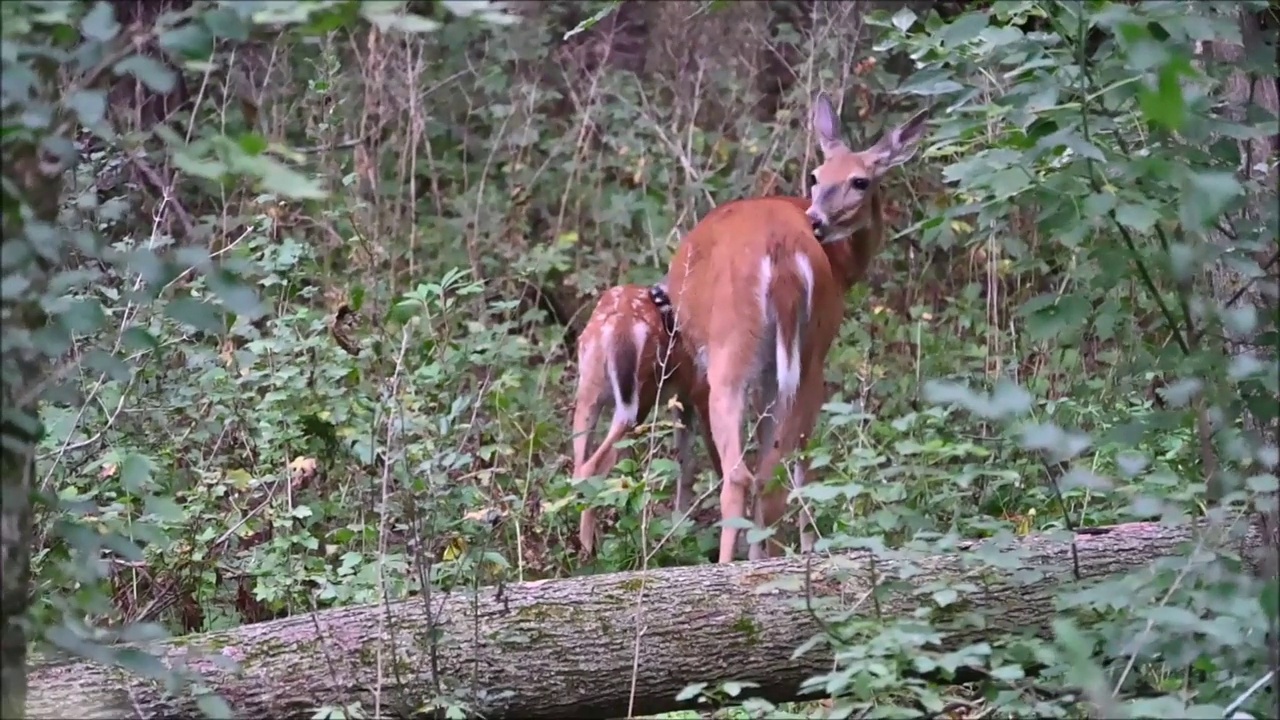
[3,1,1276,719]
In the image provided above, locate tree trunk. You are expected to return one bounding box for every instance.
[0,390,36,720]
[1203,6,1280,713]
[1,83,67,720]
[4,3,192,713]
[25,520,1270,720]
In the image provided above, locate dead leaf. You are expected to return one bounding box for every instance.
[288,456,318,488]
[463,507,506,528]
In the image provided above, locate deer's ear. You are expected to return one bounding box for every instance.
[811,92,847,157]
[867,108,931,174]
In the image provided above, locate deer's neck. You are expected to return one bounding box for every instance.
[824,189,886,292]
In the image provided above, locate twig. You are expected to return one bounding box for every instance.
[127,151,196,239]
[1222,670,1275,718]
[372,323,415,720]
[1225,250,1279,308]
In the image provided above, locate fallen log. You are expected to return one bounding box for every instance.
[27,520,1266,719]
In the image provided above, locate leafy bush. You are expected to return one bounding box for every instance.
[2,0,1275,718]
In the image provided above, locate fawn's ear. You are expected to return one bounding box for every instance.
[866,108,931,175]
[811,92,847,158]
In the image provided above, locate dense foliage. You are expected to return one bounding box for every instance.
[2,0,1276,718]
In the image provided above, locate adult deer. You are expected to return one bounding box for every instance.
[665,92,930,563]
[571,283,723,558]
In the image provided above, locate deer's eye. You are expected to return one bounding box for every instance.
[850,177,871,191]
[807,172,819,193]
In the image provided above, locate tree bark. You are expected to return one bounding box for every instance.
[0,374,37,720]
[1202,6,1280,713]
[2,74,67,720]
[25,520,1269,720]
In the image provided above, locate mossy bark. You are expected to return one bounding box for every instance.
[1202,8,1280,712]
[2,107,65,720]
[25,520,1269,720]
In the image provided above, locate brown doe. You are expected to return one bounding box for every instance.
[664,92,931,562]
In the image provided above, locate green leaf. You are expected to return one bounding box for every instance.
[68,89,107,126]
[159,23,214,58]
[1156,378,1203,408]
[83,349,132,383]
[172,150,229,181]
[1057,131,1105,162]
[1115,202,1160,233]
[1178,171,1243,232]
[1083,192,1116,218]
[1,275,31,301]
[898,69,965,97]
[46,626,106,664]
[990,379,1032,418]
[208,271,265,319]
[112,647,169,679]
[237,133,268,156]
[1262,578,1279,622]
[174,247,211,273]
[1061,467,1113,491]
[721,680,758,697]
[990,664,1025,681]
[32,325,72,360]
[1138,59,1188,131]
[122,248,171,286]
[116,622,168,643]
[1117,22,1167,70]
[166,297,225,333]
[676,682,707,702]
[473,9,518,27]
[120,454,153,493]
[81,1,119,42]
[120,327,160,353]
[1221,304,1258,336]
[1116,451,1149,478]
[1245,474,1278,493]
[113,55,176,94]
[299,3,363,34]
[372,12,441,33]
[942,12,989,45]
[60,298,105,333]
[981,167,1033,198]
[1052,618,1108,691]
[195,693,235,720]
[144,494,185,522]
[1018,292,1091,342]
[262,163,326,198]
[202,7,248,41]
[101,532,145,563]
[440,0,494,17]
[891,7,917,32]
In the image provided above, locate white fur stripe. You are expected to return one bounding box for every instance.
[757,254,773,325]
[775,253,813,405]
[605,326,638,426]
[776,325,801,405]
[794,250,814,318]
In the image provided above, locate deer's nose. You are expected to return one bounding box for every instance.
[806,208,827,239]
